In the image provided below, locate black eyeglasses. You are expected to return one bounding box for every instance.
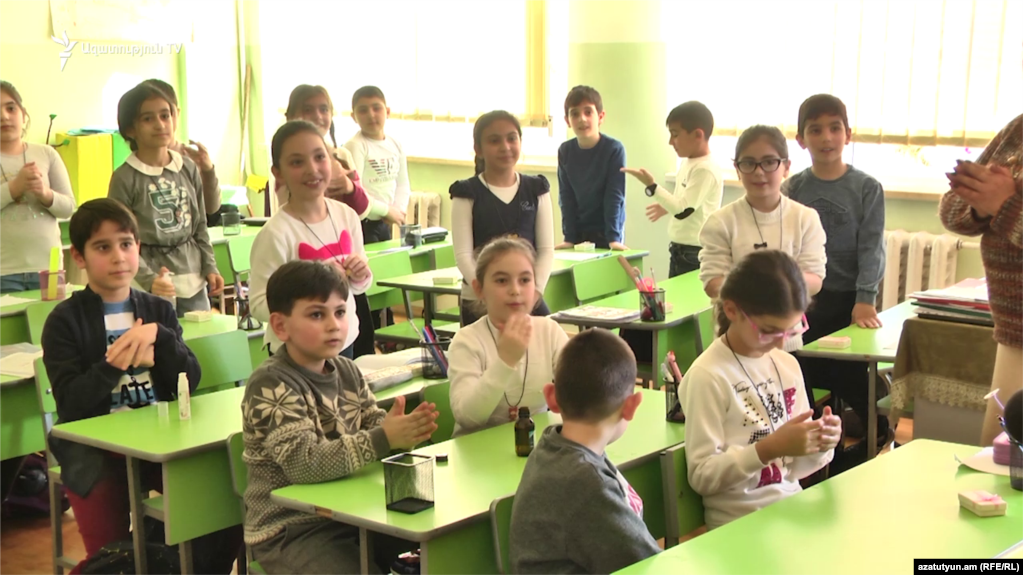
[734,158,787,174]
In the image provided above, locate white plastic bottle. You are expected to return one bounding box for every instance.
[177,372,191,420]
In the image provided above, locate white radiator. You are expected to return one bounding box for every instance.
[878,230,979,311]
[392,191,441,236]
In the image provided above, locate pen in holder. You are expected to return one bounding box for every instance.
[664,378,685,423]
[235,289,262,331]
[640,288,666,322]
[420,337,451,379]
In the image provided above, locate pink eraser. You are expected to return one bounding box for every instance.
[958,490,1006,517]
[818,336,852,349]
[993,432,1011,466]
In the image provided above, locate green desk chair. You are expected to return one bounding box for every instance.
[660,444,704,548]
[227,234,257,293]
[430,245,460,322]
[489,493,515,574]
[372,251,457,345]
[186,330,253,394]
[226,433,266,575]
[422,380,454,443]
[33,357,78,574]
[570,256,635,306]
[26,300,61,345]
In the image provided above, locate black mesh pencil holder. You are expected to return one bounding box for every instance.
[383,453,435,514]
[663,378,685,423]
[1010,438,1022,491]
[419,338,451,379]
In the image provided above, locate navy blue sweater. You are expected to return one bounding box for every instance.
[41,286,200,496]
[557,135,626,245]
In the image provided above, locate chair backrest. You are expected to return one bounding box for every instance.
[422,380,453,443]
[366,250,415,312]
[186,330,253,392]
[571,256,636,305]
[26,300,60,345]
[660,444,704,546]
[228,234,257,279]
[433,245,456,269]
[34,357,59,468]
[227,432,247,498]
[490,494,515,574]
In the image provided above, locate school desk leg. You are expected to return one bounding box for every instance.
[126,456,149,575]
[867,361,878,460]
[178,540,194,574]
[359,527,372,575]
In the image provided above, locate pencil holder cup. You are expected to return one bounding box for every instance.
[39,270,67,301]
[383,453,435,514]
[400,224,422,248]
[1010,438,1022,491]
[419,338,451,379]
[223,212,242,236]
[639,289,666,322]
[663,377,686,423]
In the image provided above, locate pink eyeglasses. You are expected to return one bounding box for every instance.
[741,311,809,344]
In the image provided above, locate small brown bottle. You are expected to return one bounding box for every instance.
[514,407,535,457]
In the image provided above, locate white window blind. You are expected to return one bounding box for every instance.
[663,0,1022,149]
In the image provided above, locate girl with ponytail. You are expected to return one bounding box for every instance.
[679,249,841,530]
[449,111,555,326]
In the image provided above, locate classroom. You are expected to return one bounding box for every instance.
[1,0,1020,573]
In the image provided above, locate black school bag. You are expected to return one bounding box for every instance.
[79,540,180,575]
[1,453,69,518]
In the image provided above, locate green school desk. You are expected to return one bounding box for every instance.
[546,249,649,313]
[50,386,246,574]
[616,439,1023,575]
[206,225,261,285]
[0,286,85,345]
[551,271,714,374]
[270,387,684,575]
[797,301,918,459]
[371,376,447,411]
[365,239,452,272]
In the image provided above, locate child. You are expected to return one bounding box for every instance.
[141,79,223,222]
[680,250,841,530]
[242,260,438,574]
[249,120,373,358]
[450,110,554,326]
[699,125,826,351]
[108,81,224,317]
[1,81,76,292]
[622,101,724,277]
[344,86,410,243]
[785,94,890,455]
[555,85,627,251]
[510,328,659,574]
[448,237,568,437]
[281,84,388,358]
[40,199,204,570]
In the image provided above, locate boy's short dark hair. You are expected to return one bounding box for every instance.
[351,86,386,110]
[797,94,849,137]
[554,329,636,422]
[117,82,174,151]
[666,101,714,140]
[69,199,140,254]
[563,85,603,118]
[266,261,350,315]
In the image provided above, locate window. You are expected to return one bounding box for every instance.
[663,0,1022,191]
[258,0,566,163]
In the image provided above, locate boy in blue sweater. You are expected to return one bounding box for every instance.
[555,86,628,251]
[785,94,890,463]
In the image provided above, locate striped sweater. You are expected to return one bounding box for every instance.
[939,114,1022,348]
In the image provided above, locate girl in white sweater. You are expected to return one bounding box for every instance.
[250,120,373,358]
[447,237,568,437]
[681,250,841,530]
[699,125,826,350]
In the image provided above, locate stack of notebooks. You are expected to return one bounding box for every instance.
[910,278,993,327]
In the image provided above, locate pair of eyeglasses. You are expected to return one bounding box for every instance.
[734,158,787,174]
[741,310,809,344]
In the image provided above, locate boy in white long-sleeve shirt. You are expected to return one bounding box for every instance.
[682,250,840,530]
[344,86,411,244]
[622,101,723,277]
[447,238,567,437]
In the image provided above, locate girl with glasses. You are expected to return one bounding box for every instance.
[698,125,826,350]
[680,250,841,530]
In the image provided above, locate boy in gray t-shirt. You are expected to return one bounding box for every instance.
[510,329,659,574]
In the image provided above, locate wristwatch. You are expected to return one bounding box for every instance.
[644,183,657,197]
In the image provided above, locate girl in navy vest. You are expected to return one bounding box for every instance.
[450,111,555,326]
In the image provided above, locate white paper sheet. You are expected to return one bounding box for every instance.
[0,351,44,378]
[0,295,36,307]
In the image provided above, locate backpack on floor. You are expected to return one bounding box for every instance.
[1,453,69,518]
[79,541,180,575]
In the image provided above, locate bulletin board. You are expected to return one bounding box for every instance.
[49,0,192,43]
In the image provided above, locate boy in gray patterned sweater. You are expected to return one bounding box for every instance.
[241,260,439,574]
